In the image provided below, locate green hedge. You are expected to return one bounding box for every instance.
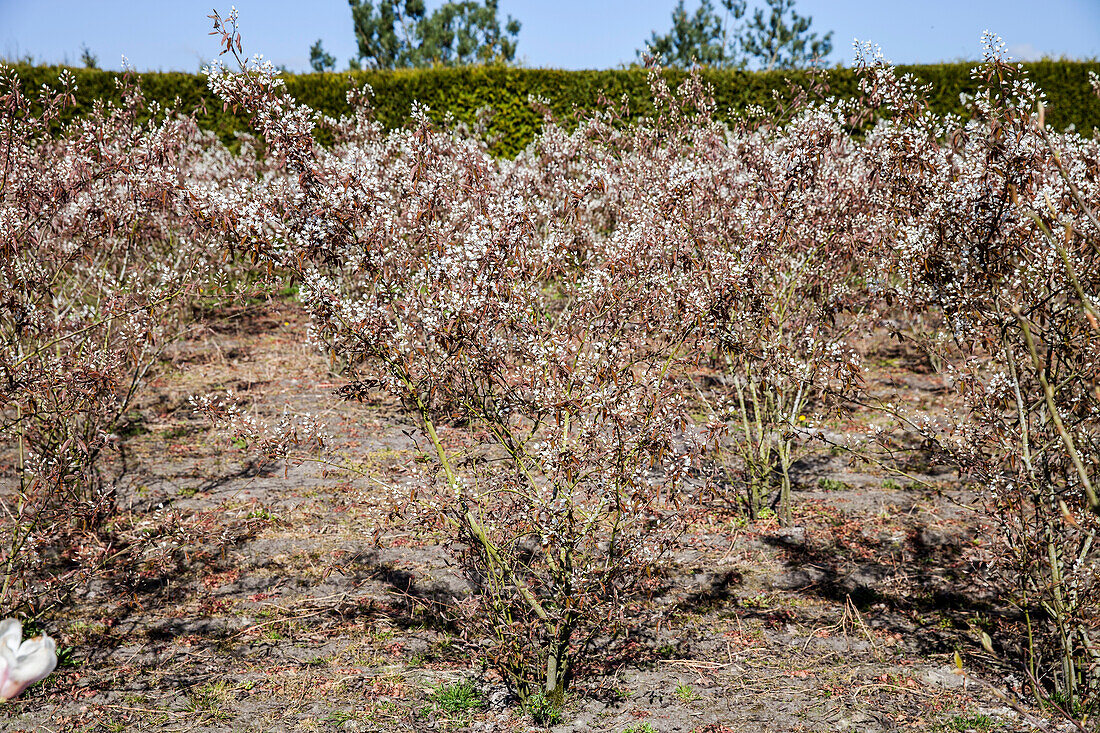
[9,61,1100,157]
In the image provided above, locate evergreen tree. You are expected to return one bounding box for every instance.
[348,0,520,69]
[348,0,421,70]
[641,0,831,70]
[309,39,337,72]
[643,0,745,68]
[415,1,520,66]
[80,44,99,69]
[740,0,832,70]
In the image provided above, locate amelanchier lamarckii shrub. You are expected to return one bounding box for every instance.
[192,10,711,701]
[185,11,1100,719]
[8,10,1100,724]
[0,62,236,617]
[854,36,1100,714]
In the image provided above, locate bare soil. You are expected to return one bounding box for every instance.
[1,300,1055,732]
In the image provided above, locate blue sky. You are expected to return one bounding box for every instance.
[1,0,1098,72]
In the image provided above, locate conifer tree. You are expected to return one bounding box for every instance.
[641,0,831,70]
[309,39,337,72]
[741,0,832,70]
[643,0,746,68]
[348,0,520,69]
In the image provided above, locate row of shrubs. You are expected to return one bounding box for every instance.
[10,61,1100,156]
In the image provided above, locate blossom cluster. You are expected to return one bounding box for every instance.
[6,14,1100,710]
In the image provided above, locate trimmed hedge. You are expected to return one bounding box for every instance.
[9,61,1100,157]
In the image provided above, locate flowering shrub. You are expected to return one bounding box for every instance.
[13,10,1100,719]
[0,62,232,614]
[192,14,1100,711]
[192,12,715,699]
[508,66,871,523]
[853,36,1100,713]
